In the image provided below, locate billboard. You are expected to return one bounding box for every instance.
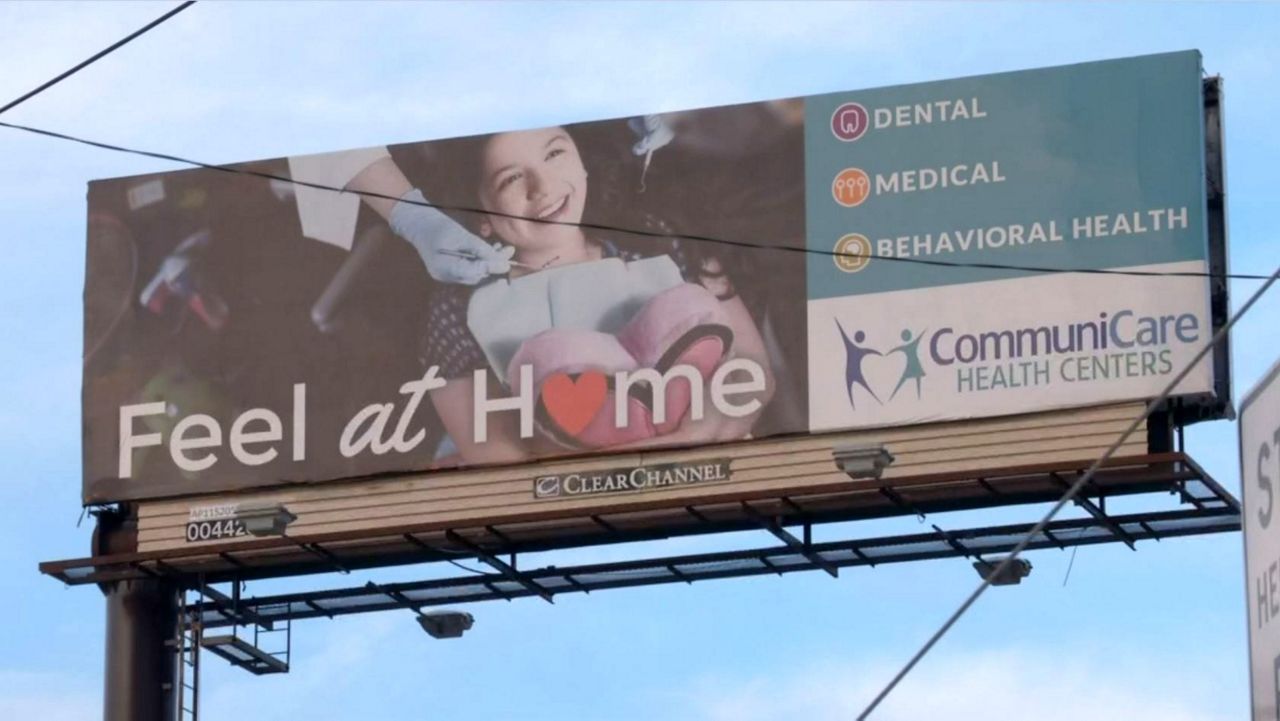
[83,51,1216,504]
[1242,359,1280,720]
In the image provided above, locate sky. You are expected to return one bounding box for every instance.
[1,2,1278,719]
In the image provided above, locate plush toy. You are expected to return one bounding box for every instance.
[507,283,733,448]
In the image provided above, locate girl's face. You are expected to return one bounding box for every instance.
[477,127,588,252]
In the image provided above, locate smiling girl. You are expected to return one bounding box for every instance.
[417,124,774,464]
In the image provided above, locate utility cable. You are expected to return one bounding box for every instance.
[855,261,1280,720]
[0,117,1267,283]
[0,1,196,116]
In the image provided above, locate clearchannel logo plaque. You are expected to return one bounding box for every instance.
[533,459,732,500]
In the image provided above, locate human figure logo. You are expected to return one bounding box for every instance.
[836,324,929,411]
[831,102,869,142]
[888,329,927,401]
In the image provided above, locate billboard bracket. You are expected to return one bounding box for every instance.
[129,561,162,578]
[666,564,692,584]
[562,574,590,594]
[217,552,245,569]
[202,583,273,631]
[931,524,982,561]
[485,525,515,546]
[43,453,1231,588]
[1050,472,1136,550]
[879,487,926,522]
[848,544,876,567]
[364,581,422,613]
[759,556,784,575]
[1040,528,1066,550]
[303,600,334,619]
[180,500,1242,631]
[781,497,808,515]
[741,501,839,578]
[590,515,621,535]
[1138,521,1161,541]
[294,540,350,574]
[445,531,554,603]
[684,506,711,523]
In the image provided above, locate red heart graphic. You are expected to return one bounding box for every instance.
[541,372,609,437]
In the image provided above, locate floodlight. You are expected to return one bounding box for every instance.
[972,557,1032,586]
[234,503,296,538]
[832,443,894,480]
[417,610,474,639]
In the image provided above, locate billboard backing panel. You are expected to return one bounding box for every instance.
[83,51,1214,504]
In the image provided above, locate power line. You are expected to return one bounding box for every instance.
[0,1,196,116]
[854,260,1280,720]
[0,117,1267,283]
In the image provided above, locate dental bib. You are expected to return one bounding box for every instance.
[467,256,734,449]
[467,256,685,385]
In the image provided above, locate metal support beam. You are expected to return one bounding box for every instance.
[304,600,334,619]
[188,505,1240,630]
[1051,472,1136,549]
[365,582,422,612]
[295,540,350,573]
[201,585,272,631]
[879,487,925,520]
[931,524,980,560]
[590,515,620,534]
[446,532,554,603]
[741,502,838,578]
[1041,528,1066,550]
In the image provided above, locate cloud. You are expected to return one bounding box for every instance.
[681,646,1235,721]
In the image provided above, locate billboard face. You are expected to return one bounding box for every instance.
[1242,360,1280,721]
[82,51,1214,503]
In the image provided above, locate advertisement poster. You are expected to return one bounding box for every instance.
[82,51,1213,503]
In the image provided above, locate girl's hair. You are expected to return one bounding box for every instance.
[404,124,685,250]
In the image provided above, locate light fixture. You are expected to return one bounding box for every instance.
[417,609,474,639]
[234,503,297,538]
[832,443,894,480]
[972,557,1032,586]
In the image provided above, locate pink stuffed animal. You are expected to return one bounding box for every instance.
[506,283,733,448]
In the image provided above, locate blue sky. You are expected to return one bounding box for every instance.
[1,2,1278,719]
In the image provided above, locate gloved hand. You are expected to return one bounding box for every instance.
[628,114,675,157]
[389,189,514,285]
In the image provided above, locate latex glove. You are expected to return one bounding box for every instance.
[628,114,675,157]
[389,189,513,284]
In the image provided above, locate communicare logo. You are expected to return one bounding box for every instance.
[835,321,928,411]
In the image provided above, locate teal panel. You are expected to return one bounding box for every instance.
[806,51,1207,300]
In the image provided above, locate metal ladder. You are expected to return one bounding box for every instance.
[176,586,203,721]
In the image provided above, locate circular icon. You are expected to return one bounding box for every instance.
[832,168,871,207]
[830,102,869,142]
[833,234,872,273]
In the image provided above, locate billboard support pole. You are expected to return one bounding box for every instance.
[103,578,180,721]
[99,510,180,721]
